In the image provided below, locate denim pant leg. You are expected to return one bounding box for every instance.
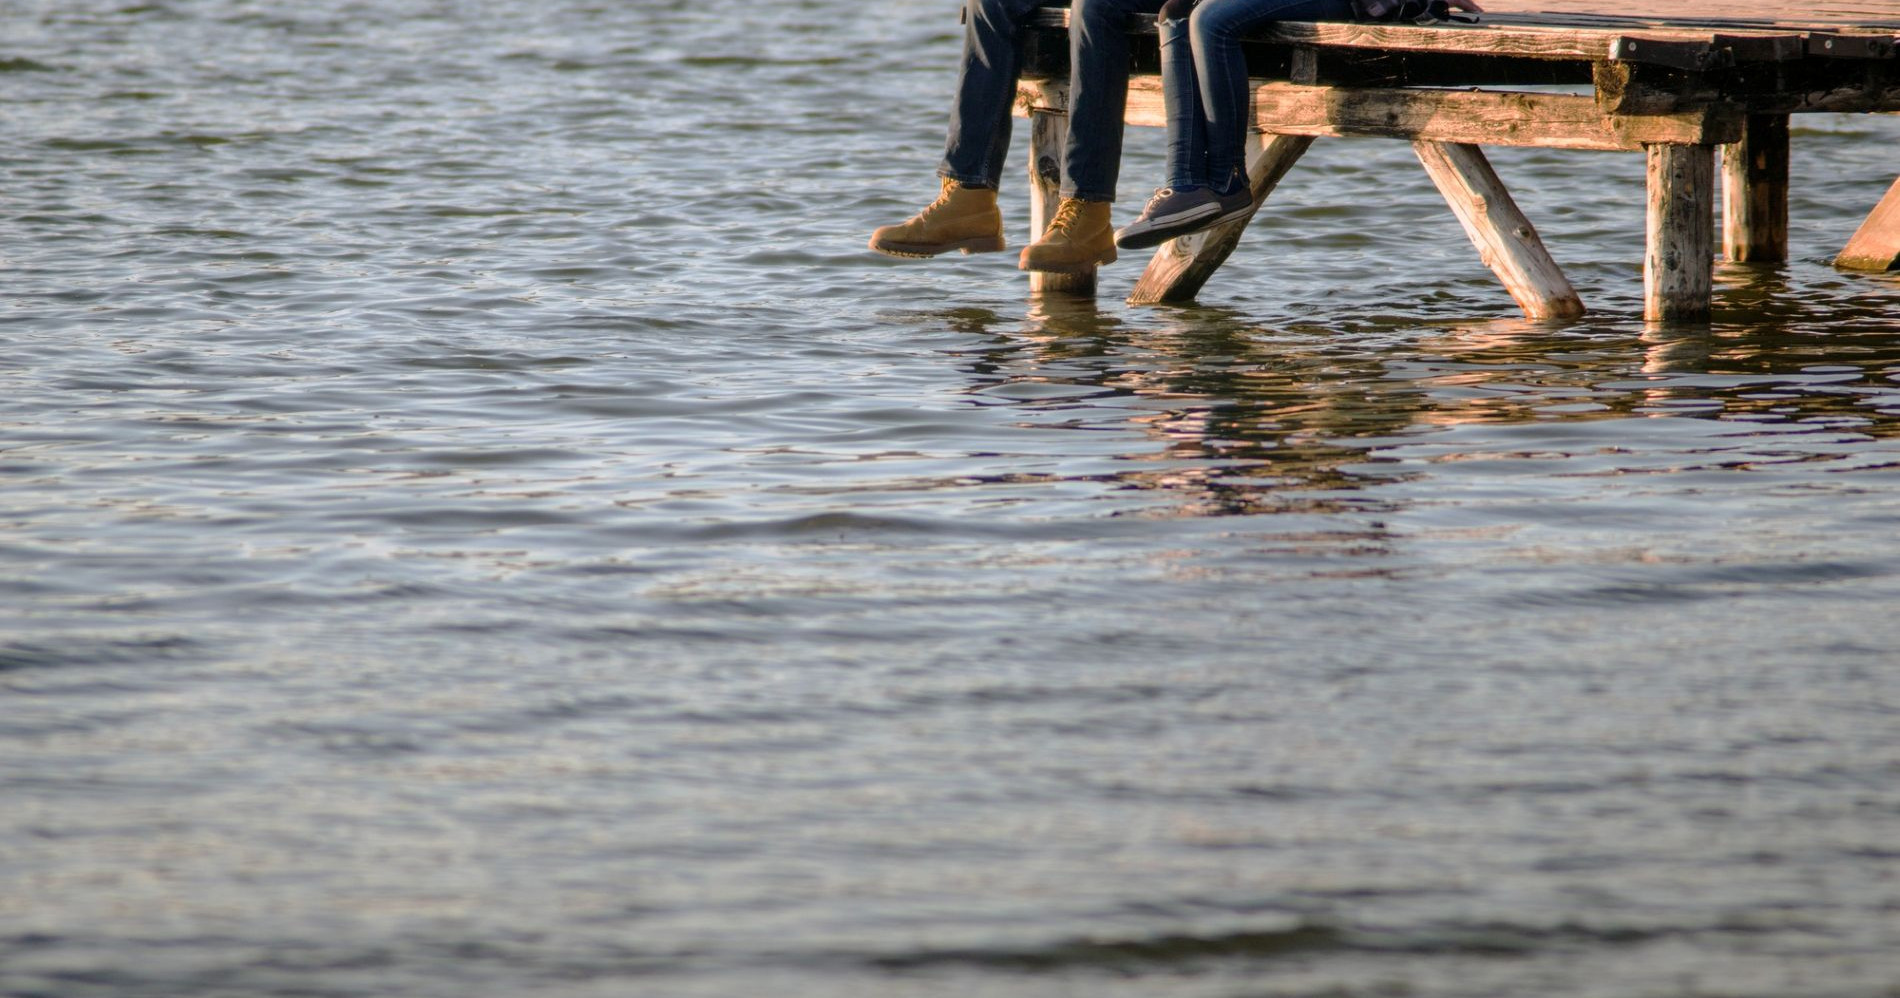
[1190,0,1354,192]
[939,0,1041,189]
[1157,0,1207,191]
[1063,0,1166,202]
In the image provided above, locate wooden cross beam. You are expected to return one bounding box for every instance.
[1028,77,1744,150]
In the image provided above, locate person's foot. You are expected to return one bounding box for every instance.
[1114,184,1255,250]
[869,179,1006,258]
[1018,198,1116,274]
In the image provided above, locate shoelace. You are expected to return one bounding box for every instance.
[1049,198,1086,233]
[914,182,958,221]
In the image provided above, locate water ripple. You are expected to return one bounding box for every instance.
[6,1,1900,997]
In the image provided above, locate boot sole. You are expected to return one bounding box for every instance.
[869,235,1007,259]
[1116,204,1255,251]
[1018,247,1118,275]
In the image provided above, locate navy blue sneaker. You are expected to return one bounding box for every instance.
[1115,184,1256,250]
[1115,187,1221,250]
[1211,182,1256,225]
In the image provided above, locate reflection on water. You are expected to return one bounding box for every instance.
[952,294,1422,517]
[929,288,1900,525]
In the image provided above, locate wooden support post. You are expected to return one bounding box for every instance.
[1412,140,1585,320]
[1026,108,1094,294]
[1721,113,1790,263]
[1127,133,1314,305]
[1289,47,1320,85]
[1836,176,1900,272]
[1645,142,1716,322]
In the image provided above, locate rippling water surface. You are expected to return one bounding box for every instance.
[6,1,1900,995]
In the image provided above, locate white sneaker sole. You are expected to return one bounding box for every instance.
[1115,202,1221,250]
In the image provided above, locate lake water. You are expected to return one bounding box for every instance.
[5,1,1900,996]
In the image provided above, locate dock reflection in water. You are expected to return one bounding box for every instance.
[942,288,1900,522]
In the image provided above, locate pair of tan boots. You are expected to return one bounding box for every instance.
[868,180,1115,274]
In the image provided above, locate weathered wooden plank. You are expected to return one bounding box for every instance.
[1713,32,1808,62]
[1721,113,1790,262]
[1413,140,1586,319]
[1119,80,1741,150]
[1127,133,1315,305]
[1478,0,1900,26]
[1245,84,1744,149]
[1275,19,1865,70]
[1026,109,1095,294]
[1836,176,1900,271]
[1014,0,1900,30]
[1319,48,1595,88]
[1029,6,1894,61]
[1593,57,1900,114]
[1259,20,1611,61]
[1609,35,1719,70]
[1645,143,1717,321]
[1807,31,1900,57]
[1025,78,1743,150]
[1606,31,1811,69]
[1485,12,1900,35]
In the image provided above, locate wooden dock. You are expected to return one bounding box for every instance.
[1011,1,1900,320]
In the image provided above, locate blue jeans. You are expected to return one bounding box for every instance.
[939,0,1167,202]
[1160,0,1355,191]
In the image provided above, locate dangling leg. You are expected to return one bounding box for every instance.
[1193,0,1354,194]
[1122,0,1354,251]
[869,0,1035,258]
[1116,0,1247,250]
[1019,0,1165,274]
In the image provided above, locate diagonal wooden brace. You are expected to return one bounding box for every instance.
[1836,176,1900,272]
[1413,141,1586,320]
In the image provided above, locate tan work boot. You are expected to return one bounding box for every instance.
[1019,198,1117,274]
[869,180,1006,258]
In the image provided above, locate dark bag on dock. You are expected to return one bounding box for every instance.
[1350,0,1476,23]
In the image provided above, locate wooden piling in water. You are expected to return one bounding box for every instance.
[1026,107,1096,294]
[1646,142,1717,322]
[1722,114,1791,263]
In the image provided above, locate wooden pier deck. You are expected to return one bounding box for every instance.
[1011,1,1900,320]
